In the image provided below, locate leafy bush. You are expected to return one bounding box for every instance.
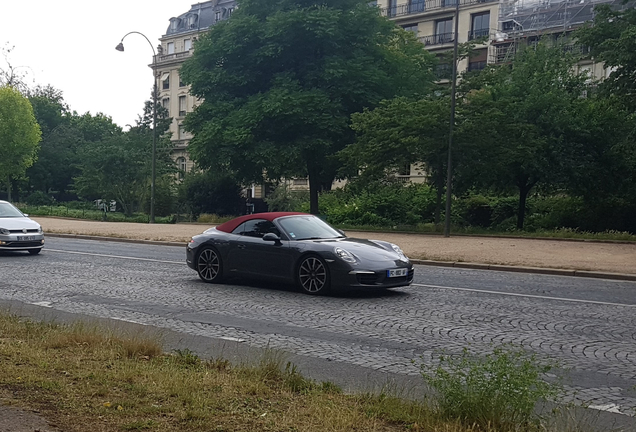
[421,345,562,430]
[25,191,55,206]
[313,183,437,227]
[457,194,492,228]
[177,170,244,218]
[265,183,309,212]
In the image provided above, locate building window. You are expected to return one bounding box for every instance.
[187,14,198,28]
[293,178,308,186]
[435,63,452,80]
[177,157,187,180]
[162,98,170,116]
[184,38,192,51]
[228,8,234,17]
[178,96,187,117]
[469,12,490,40]
[179,74,185,87]
[408,0,425,13]
[161,73,170,90]
[167,42,175,54]
[215,11,221,22]
[387,0,397,17]
[402,23,419,34]
[435,18,454,44]
[468,61,487,72]
[178,124,186,140]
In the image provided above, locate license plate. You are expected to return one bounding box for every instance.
[387,268,408,278]
[18,236,37,241]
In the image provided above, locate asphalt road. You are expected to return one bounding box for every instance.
[1,237,636,429]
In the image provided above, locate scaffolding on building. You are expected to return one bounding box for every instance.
[490,0,623,63]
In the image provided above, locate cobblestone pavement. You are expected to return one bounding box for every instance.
[1,238,635,423]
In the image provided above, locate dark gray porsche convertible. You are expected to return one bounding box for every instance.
[186,212,414,295]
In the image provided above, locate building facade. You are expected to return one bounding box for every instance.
[153,0,237,179]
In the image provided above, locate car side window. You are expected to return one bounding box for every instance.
[231,222,247,236]
[233,219,281,238]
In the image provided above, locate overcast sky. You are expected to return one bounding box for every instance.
[1,1,193,128]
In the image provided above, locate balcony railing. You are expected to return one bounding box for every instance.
[382,0,496,18]
[468,28,490,40]
[419,32,455,46]
[154,50,192,64]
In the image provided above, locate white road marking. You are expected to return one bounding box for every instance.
[31,301,52,308]
[45,249,184,265]
[219,337,246,343]
[412,283,636,308]
[588,403,625,415]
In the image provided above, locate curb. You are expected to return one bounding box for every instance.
[410,259,636,282]
[46,233,636,283]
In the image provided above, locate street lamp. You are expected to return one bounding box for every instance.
[116,31,158,224]
[444,0,460,238]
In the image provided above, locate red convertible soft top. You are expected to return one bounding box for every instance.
[215,212,309,233]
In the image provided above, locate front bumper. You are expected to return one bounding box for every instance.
[330,262,414,290]
[0,235,45,251]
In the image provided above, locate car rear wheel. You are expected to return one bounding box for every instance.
[28,249,41,255]
[297,255,330,295]
[196,247,223,283]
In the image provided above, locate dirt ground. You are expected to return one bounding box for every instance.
[34,216,636,275]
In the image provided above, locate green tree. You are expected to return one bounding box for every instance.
[73,96,174,216]
[25,86,78,200]
[345,97,450,223]
[0,85,41,201]
[457,43,588,229]
[177,170,244,218]
[577,0,636,110]
[180,0,435,214]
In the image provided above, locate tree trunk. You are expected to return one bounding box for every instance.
[6,176,12,202]
[516,180,537,230]
[434,185,443,225]
[308,166,320,215]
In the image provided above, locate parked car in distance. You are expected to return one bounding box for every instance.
[0,200,45,255]
[186,212,414,295]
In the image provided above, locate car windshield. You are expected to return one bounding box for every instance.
[0,202,25,218]
[277,215,344,241]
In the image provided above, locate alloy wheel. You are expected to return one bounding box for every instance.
[298,256,328,294]
[197,248,221,282]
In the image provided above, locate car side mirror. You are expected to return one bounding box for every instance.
[262,233,282,245]
[337,229,345,236]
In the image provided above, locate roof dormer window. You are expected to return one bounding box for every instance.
[187,13,198,28]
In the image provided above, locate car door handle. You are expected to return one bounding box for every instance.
[237,244,246,249]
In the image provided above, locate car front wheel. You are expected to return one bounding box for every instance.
[297,255,330,295]
[196,247,223,283]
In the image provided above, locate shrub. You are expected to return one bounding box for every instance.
[314,183,437,227]
[25,191,55,206]
[177,170,244,218]
[264,183,309,212]
[420,345,562,430]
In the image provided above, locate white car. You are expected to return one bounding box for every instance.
[0,200,45,255]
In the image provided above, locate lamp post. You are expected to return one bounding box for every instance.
[116,31,158,224]
[444,0,460,238]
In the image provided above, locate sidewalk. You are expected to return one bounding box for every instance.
[34,217,636,281]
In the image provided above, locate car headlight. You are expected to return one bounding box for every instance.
[38,227,43,234]
[0,228,9,235]
[334,247,356,263]
[391,243,406,258]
